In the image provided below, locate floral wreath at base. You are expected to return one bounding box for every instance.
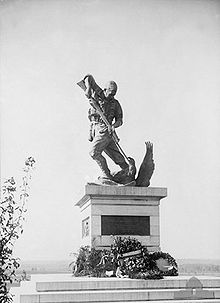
[71,236,178,279]
[150,251,178,276]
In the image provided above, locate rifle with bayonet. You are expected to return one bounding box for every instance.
[77,79,129,162]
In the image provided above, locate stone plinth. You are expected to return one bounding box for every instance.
[75,185,167,252]
[18,275,220,303]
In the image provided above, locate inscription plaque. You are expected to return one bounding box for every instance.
[101,215,150,236]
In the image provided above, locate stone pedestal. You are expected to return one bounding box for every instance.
[75,185,167,252]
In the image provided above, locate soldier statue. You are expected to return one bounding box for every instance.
[77,74,154,187]
[84,74,133,183]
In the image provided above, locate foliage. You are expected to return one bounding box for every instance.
[151,251,178,276]
[72,236,178,280]
[120,253,163,279]
[111,237,162,279]
[0,157,35,303]
[72,246,113,277]
[111,236,143,256]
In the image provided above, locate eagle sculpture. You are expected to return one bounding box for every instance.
[111,141,155,187]
[135,142,155,187]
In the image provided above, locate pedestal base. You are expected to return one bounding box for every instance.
[75,185,167,252]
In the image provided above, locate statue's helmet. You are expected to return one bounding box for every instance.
[104,81,118,96]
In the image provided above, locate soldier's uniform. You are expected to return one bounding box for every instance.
[85,75,128,179]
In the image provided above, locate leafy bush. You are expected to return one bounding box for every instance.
[0,157,35,303]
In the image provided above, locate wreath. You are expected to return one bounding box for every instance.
[111,236,143,256]
[150,251,178,276]
[71,236,178,279]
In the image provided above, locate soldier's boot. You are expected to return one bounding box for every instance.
[95,155,112,180]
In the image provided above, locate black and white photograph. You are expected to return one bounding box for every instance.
[1,0,220,302]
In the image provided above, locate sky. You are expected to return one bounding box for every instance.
[1,0,220,261]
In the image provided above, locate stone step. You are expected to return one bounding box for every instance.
[25,301,220,303]
[31,301,220,303]
[20,287,220,303]
[36,276,220,292]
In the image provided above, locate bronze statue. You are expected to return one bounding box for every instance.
[77,74,154,187]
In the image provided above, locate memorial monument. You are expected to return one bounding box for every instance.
[77,74,155,187]
[18,75,220,302]
[76,74,167,251]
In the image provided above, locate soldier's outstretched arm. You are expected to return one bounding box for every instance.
[83,74,104,99]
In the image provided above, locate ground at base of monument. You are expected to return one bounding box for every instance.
[11,274,220,303]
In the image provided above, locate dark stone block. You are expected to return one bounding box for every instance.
[101,215,150,236]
